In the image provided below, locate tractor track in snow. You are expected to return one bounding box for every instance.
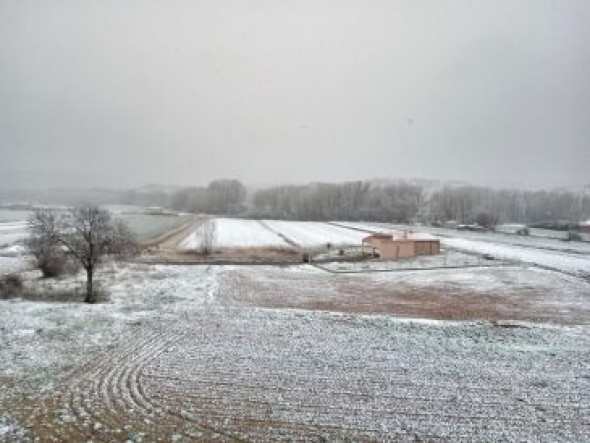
[19,308,590,442]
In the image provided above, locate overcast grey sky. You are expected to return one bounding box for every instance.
[1,0,589,190]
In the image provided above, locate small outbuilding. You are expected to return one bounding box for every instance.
[362,232,440,260]
[495,223,529,236]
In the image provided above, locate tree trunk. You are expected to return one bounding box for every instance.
[85,267,95,303]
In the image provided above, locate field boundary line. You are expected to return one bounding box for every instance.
[257,220,300,247]
[311,262,517,274]
[326,221,376,234]
[132,258,301,266]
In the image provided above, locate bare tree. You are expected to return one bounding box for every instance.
[200,219,217,255]
[28,206,136,303]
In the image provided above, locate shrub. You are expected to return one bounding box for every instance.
[0,275,23,299]
[26,236,70,277]
[38,254,70,278]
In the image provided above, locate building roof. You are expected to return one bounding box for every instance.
[369,233,393,239]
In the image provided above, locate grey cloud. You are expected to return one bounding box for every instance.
[1,0,588,190]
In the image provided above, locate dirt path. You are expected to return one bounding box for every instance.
[143,217,204,250]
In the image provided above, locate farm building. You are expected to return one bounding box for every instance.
[580,220,590,234]
[362,232,440,260]
[495,223,529,235]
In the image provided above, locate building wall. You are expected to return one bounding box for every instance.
[379,240,415,260]
[363,237,441,259]
[414,240,440,256]
[364,238,414,260]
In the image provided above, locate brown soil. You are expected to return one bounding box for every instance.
[220,267,590,325]
[140,246,301,264]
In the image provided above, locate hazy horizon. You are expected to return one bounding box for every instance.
[1,1,589,191]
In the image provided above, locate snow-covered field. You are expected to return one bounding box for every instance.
[0,216,29,276]
[180,218,289,249]
[337,221,590,254]
[4,214,590,279]
[333,221,590,278]
[261,219,368,247]
[0,221,28,249]
[319,249,502,272]
[405,224,590,255]
[334,220,404,235]
[0,210,31,223]
[441,237,590,277]
[180,218,368,249]
[529,227,570,240]
[222,264,590,324]
[1,262,588,441]
[0,208,193,248]
[1,214,589,440]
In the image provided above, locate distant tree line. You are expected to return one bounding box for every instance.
[249,182,590,226]
[429,186,590,227]
[6,178,589,227]
[123,179,247,215]
[119,180,590,226]
[250,181,425,222]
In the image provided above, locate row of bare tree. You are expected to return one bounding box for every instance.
[117,180,590,225]
[251,181,424,222]
[116,180,247,215]
[250,182,590,226]
[429,186,590,226]
[166,179,247,214]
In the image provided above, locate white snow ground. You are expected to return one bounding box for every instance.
[334,221,403,235]
[337,221,590,255]
[334,221,590,278]
[320,249,498,272]
[262,219,368,247]
[401,224,590,255]
[0,221,28,248]
[1,262,588,440]
[180,218,289,249]
[442,237,590,277]
[1,215,589,440]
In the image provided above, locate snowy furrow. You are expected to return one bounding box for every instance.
[331,221,401,235]
[48,308,590,441]
[180,218,289,249]
[262,220,368,247]
[1,262,589,440]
